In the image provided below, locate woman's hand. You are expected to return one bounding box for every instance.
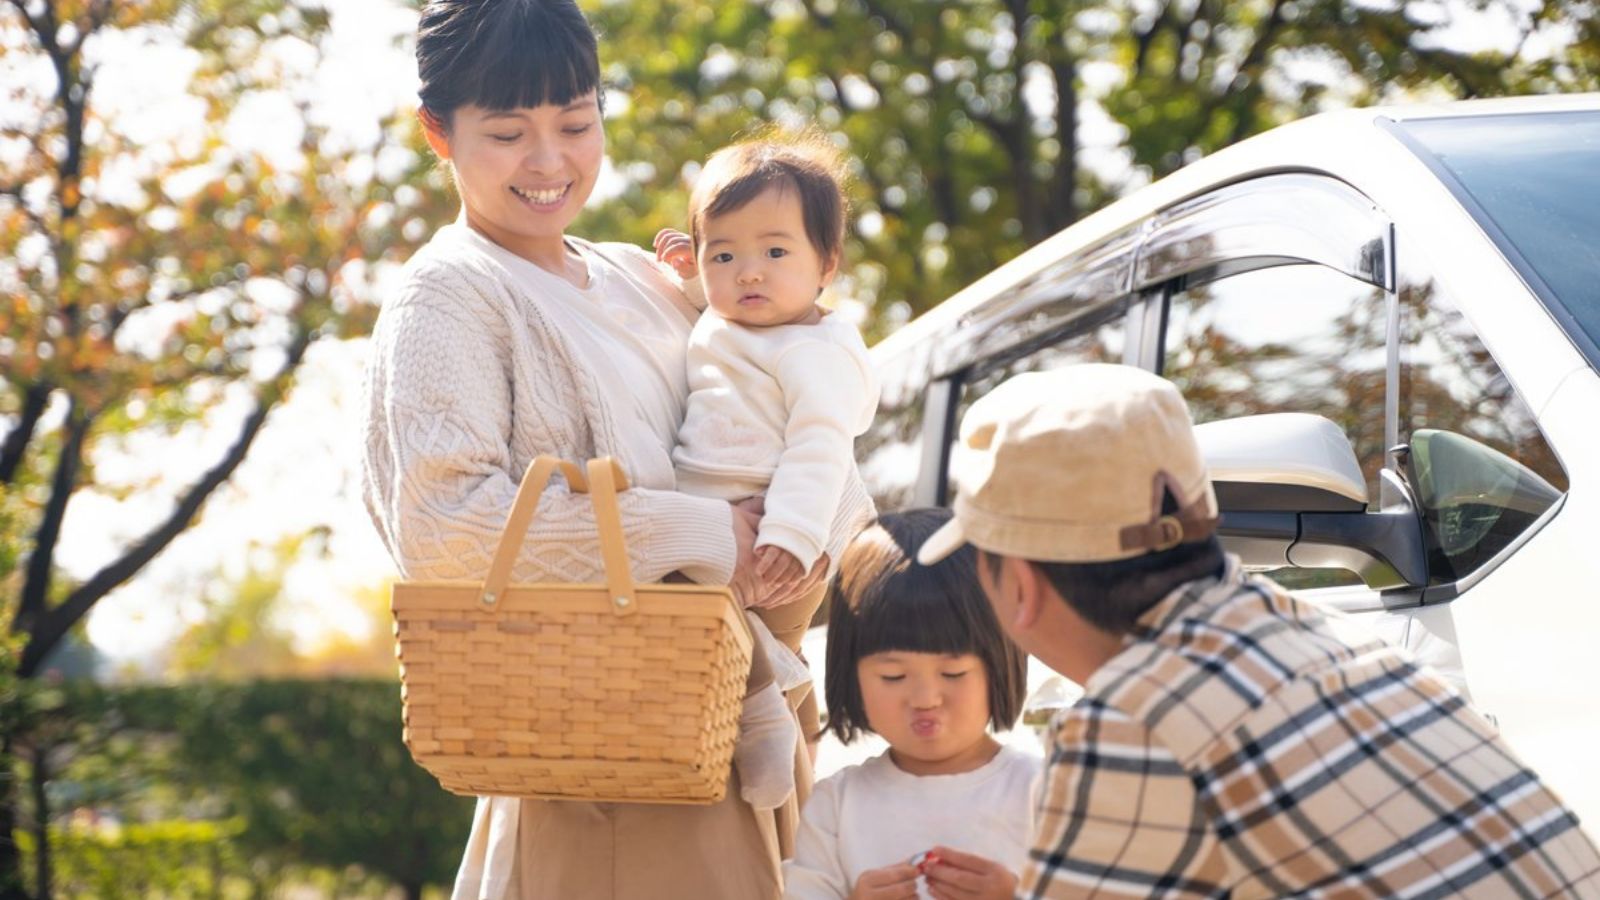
[921,846,1019,900]
[848,863,921,900]
[753,545,804,601]
[729,501,763,608]
[653,228,698,280]
[754,551,830,609]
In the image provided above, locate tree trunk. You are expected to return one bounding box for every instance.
[404,883,423,900]
[0,731,28,900]
[28,746,49,900]
[1051,55,1079,231]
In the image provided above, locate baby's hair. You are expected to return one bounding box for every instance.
[823,509,1029,744]
[687,127,850,268]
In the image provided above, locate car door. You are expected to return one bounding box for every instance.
[1128,173,1483,685]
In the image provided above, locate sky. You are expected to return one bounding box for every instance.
[22,0,1568,673]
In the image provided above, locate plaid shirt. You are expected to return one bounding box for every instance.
[1023,557,1600,898]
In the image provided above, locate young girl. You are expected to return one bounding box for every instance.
[654,133,879,809]
[784,509,1040,900]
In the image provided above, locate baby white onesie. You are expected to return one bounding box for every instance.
[673,310,878,570]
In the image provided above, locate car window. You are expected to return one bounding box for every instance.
[858,373,928,512]
[1161,263,1388,590]
[1396,112,1600,369]
[1162,263,1389,493]
[945,311,1126,501]
[1396,274,1569,585]
[956,312,1125,425]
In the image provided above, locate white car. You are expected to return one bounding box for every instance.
[858,94,1600,826]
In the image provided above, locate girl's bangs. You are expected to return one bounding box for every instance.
[848,576,988,660]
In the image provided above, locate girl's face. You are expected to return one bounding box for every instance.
[857,651,998,776]
[696,186,838,328]
[423,93,604,263]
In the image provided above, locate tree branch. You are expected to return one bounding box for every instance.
[0,382,51,486]
[1049,56,1079,230]
[18,327,315,678]
[852,0,918,48]
[16,394,90,640]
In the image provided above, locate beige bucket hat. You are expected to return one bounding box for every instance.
[917,363,1219,566]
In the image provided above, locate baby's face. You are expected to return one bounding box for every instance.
[696,186,836,328]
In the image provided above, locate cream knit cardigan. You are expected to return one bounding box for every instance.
[362,222,872,591]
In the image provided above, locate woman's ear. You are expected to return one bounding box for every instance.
[418,107,452,160]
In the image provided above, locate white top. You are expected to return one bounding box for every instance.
[783,745,1043,900]
[673,310,879,569]
[362,220,735,586]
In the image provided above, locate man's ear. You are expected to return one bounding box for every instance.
[418,107,451,160]
[1008,557,1046,632]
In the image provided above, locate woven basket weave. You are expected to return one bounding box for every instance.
[391,456,753,804]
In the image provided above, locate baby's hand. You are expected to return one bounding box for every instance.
[849,863,919,900]
[652,228,698,280]
[752,545,805,608]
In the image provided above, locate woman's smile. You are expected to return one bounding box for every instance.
[510,182,571,211]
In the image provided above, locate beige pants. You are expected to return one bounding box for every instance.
[749,581,828,741]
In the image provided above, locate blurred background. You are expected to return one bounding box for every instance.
[2,0,1596,896]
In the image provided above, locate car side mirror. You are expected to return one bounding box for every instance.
[1194,413,1428,589]
[1405,428,1562,568]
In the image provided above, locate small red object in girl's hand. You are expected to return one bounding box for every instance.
[908,850,943,873]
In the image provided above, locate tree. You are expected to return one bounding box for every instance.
[0,1,449,891]
[581,0,1590,335]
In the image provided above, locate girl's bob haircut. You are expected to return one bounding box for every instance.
[823,508,1029,744]
[416,0,603,129]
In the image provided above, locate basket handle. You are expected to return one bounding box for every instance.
[481,456,639,618]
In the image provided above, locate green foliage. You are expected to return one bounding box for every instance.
[578,0,1598,337]
[17,818,246,899]
[164,537,307,681]
[158,680,472,891]
[14,680,469,898]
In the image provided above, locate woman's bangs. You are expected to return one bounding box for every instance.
[470,11,599,112]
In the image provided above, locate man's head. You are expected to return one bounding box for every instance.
[916,364,1224,680]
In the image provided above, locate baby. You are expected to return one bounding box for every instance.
[655,133,878,809]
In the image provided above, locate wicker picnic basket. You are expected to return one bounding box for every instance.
[391,456,753,805]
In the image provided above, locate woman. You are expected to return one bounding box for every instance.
[360,0,873,897]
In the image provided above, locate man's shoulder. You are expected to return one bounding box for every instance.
[1087,576,1381,764]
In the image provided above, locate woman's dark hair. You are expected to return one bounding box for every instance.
[416,0,603,130]
[824,509,1029,745]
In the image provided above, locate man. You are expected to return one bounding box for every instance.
[917,363,1600,898]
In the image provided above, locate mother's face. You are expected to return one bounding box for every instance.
[424,92,604,258]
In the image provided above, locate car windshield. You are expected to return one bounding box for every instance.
[1397,110,1600,367]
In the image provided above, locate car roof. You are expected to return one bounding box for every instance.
[871,92,1600,365]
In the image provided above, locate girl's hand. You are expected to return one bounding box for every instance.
[849,863,921,899]
[921,846,1019,900]
[729,502,762,608]
[653,228,698,280]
